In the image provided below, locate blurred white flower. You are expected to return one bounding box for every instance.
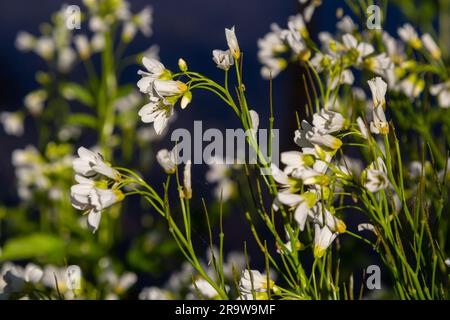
[0,112,24,136]
[398,23,422,49]
[193,279,219,299]
[15,31,35,51]
[212,49,234,71]
[74,35,91,60]
[34,36,55,60]
[24,90,47,116]
[313,224,337,258]
[73,147,120,180]
[239,270,274,294]
[421,33,441,60]
[139,287,170,300]
[430,81,450,109]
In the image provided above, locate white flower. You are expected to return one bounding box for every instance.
[139,287,170,300]
[91,33,105,52]
[328,69,354,90]
[310,203,346,233]
[182,160,192,199]
[0,112,24,136]
[364,157,389,192]
[430,81,450,109]
[73,147,120,180]
[89,16,108,33]
[135,6,153,37]
[57,47,77,73]
[225,26,240,59]
[138,98,174,135]
[421,33,441,59]
[367,77,388,108]
[398,23,422,49]
[313,224,337,258]
[294,120,342,150]
[24,89,47,116]
[445,259,450,268]
[313,109,346,134]
[180,91,192,110]
[277,191,316,231]
[137,57,167,93]
[15,31,35,51]
[336,15,356,33]
[299,0,322,22]
[365,53,393,75]
[100,267,137,300]
[239,270,274,294]
[358,223,375,232]
[356,117,369,139]
[156,148,177,174]
[342,33,374,63]
[2,263,43,293]
[399,74,425,99]
[370,105,389,135]
[34,37,55,60]
[212,49,234,70]
[193,279,219,299]
[74,35,91,60]
[382,31,405,65]
[153,79,187,97]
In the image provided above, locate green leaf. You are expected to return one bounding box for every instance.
[60,82,95,107]
[0,233,66,261]
[66,113,98,129]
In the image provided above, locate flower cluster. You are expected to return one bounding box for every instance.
[71,147,124,232]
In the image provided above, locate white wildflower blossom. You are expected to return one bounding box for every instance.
[430,81,450,109]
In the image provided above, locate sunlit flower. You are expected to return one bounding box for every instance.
[156,148,177,174]
[336,15,356,33]
[398,23,422,49]
[2,263,43,294]
[193,279,219,299]
[0,112,24,136]
[138,97,174,135]
[356,117,369,139]
[73,147,120,180]
[137,57,168,94]
[313,109,347,134]
[299,0,322,22]
[421,33,441,60]
[15,31,35,51]
[74,35,91,60]
[367,77,388,108]
[182,160,192,199]
[239,270,274,294]
[430,81,450,109]
[364,157,389,192]
[277,191,317,230]
[139,287,171,300]
[34,36,55,60]
[225,26,240,59]
[212,49,234,71]
[313,224,337,258]
[399,74,425,99]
